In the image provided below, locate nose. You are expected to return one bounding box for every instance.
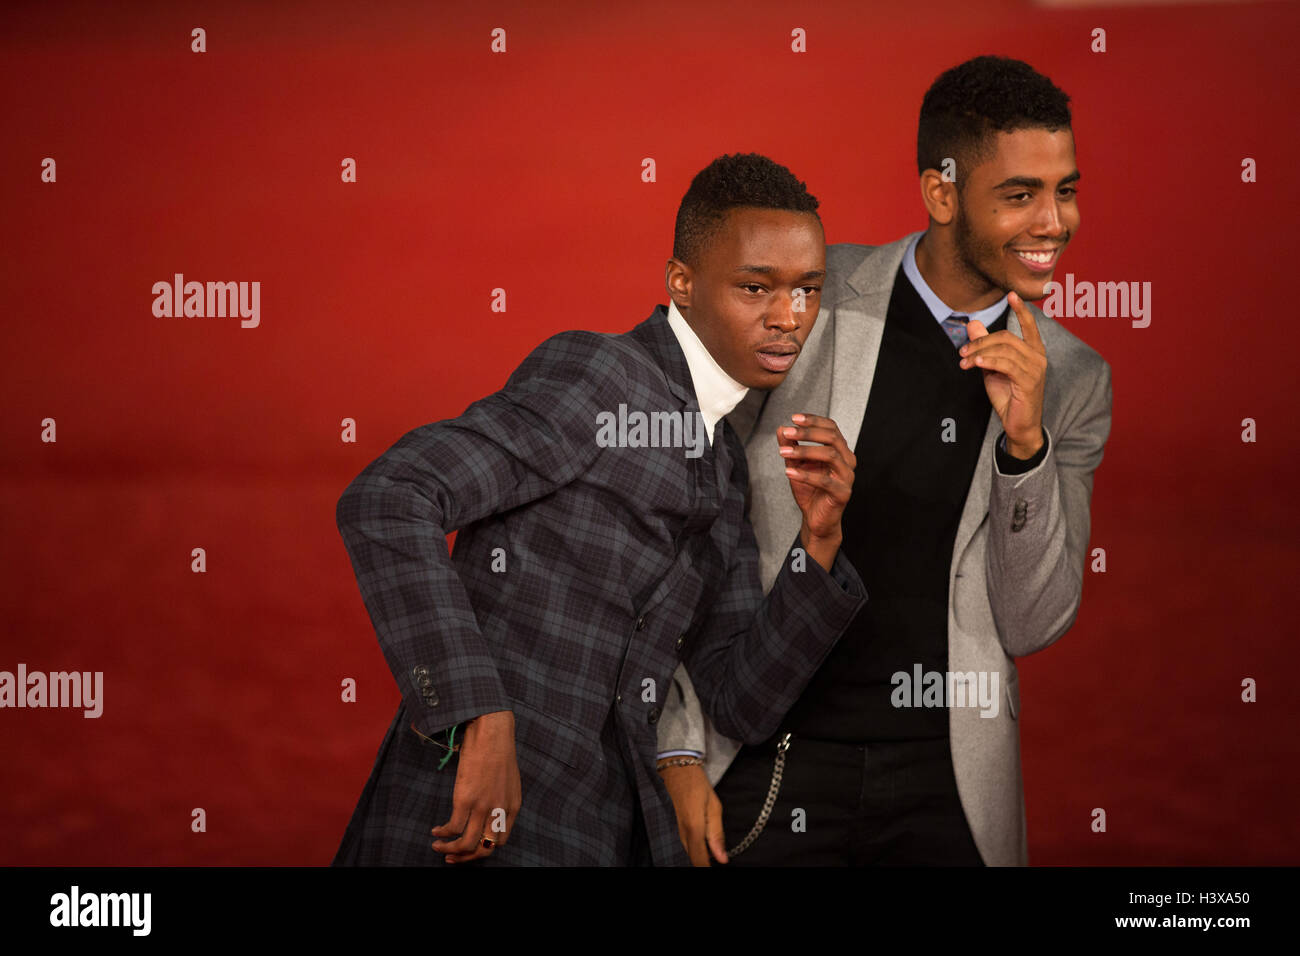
[767,289,805,333]
[1032,193,1067,238]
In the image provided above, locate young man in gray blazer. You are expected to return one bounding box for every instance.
[658,56,1113,866]
[332,154,867,866]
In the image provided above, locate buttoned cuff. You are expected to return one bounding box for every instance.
[405,659,511,740]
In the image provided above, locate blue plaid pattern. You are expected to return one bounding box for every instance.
[331,305,866,866]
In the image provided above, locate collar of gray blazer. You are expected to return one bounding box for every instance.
[727,230,1029,593]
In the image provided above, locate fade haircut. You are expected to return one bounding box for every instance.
[672,153,820,267]
[917,56,1072,192]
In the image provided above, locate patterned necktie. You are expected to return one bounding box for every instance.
[941,313,970,349]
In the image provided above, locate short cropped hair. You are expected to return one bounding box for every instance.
[672,153,820,267]
[917,56,1072,187]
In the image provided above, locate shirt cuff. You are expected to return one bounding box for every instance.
[995,429,1050,476]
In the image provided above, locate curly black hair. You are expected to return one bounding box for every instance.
[672,153,820,267]
[917,56,1072,188]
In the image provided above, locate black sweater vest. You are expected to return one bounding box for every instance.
[783,264,1007,741]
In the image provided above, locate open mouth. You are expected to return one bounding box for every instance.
[756,344,799,373]
[1012,247,1060,274]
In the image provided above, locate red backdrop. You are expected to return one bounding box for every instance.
[2,0,1297,865]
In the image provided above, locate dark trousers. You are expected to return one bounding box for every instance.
[717,734,984,866]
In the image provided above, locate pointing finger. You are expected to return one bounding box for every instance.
[1008,291,1044,350]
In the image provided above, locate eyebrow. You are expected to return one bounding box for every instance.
[990,170,1082,191]
[733,265,827,280]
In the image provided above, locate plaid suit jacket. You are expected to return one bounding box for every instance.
[331,304,866,866]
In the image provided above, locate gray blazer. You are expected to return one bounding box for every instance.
[658,233,1113,866]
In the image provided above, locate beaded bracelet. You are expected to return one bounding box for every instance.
[657,756,703,770]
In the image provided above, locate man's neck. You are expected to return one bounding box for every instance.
[915,230,1005,315]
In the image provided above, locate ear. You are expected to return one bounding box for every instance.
[918,169,957,226]
[665,257,693,312]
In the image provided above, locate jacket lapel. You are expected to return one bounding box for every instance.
[620,307,732,619]
[738,230,1015,592]
[949,305,1021,574]
[623,306,721,523]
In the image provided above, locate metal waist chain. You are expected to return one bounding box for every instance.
[726,732,792,858]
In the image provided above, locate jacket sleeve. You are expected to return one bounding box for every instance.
[335,332,625,736]
[985,357,1113,657]
[679,437,867,744]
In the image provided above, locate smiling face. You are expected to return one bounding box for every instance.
[666,206,826,390]
[923,127,1080,310]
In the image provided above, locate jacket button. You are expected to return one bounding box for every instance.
[412,665,430,678]
[675,635,685,652]
[647,706,661,724]
[635,616,647,631]
[615,693,623,704]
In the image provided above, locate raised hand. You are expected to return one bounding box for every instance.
[777,413,856,572]
[960,291,1047,458]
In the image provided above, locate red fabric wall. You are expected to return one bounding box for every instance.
[1,0,1296,864]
